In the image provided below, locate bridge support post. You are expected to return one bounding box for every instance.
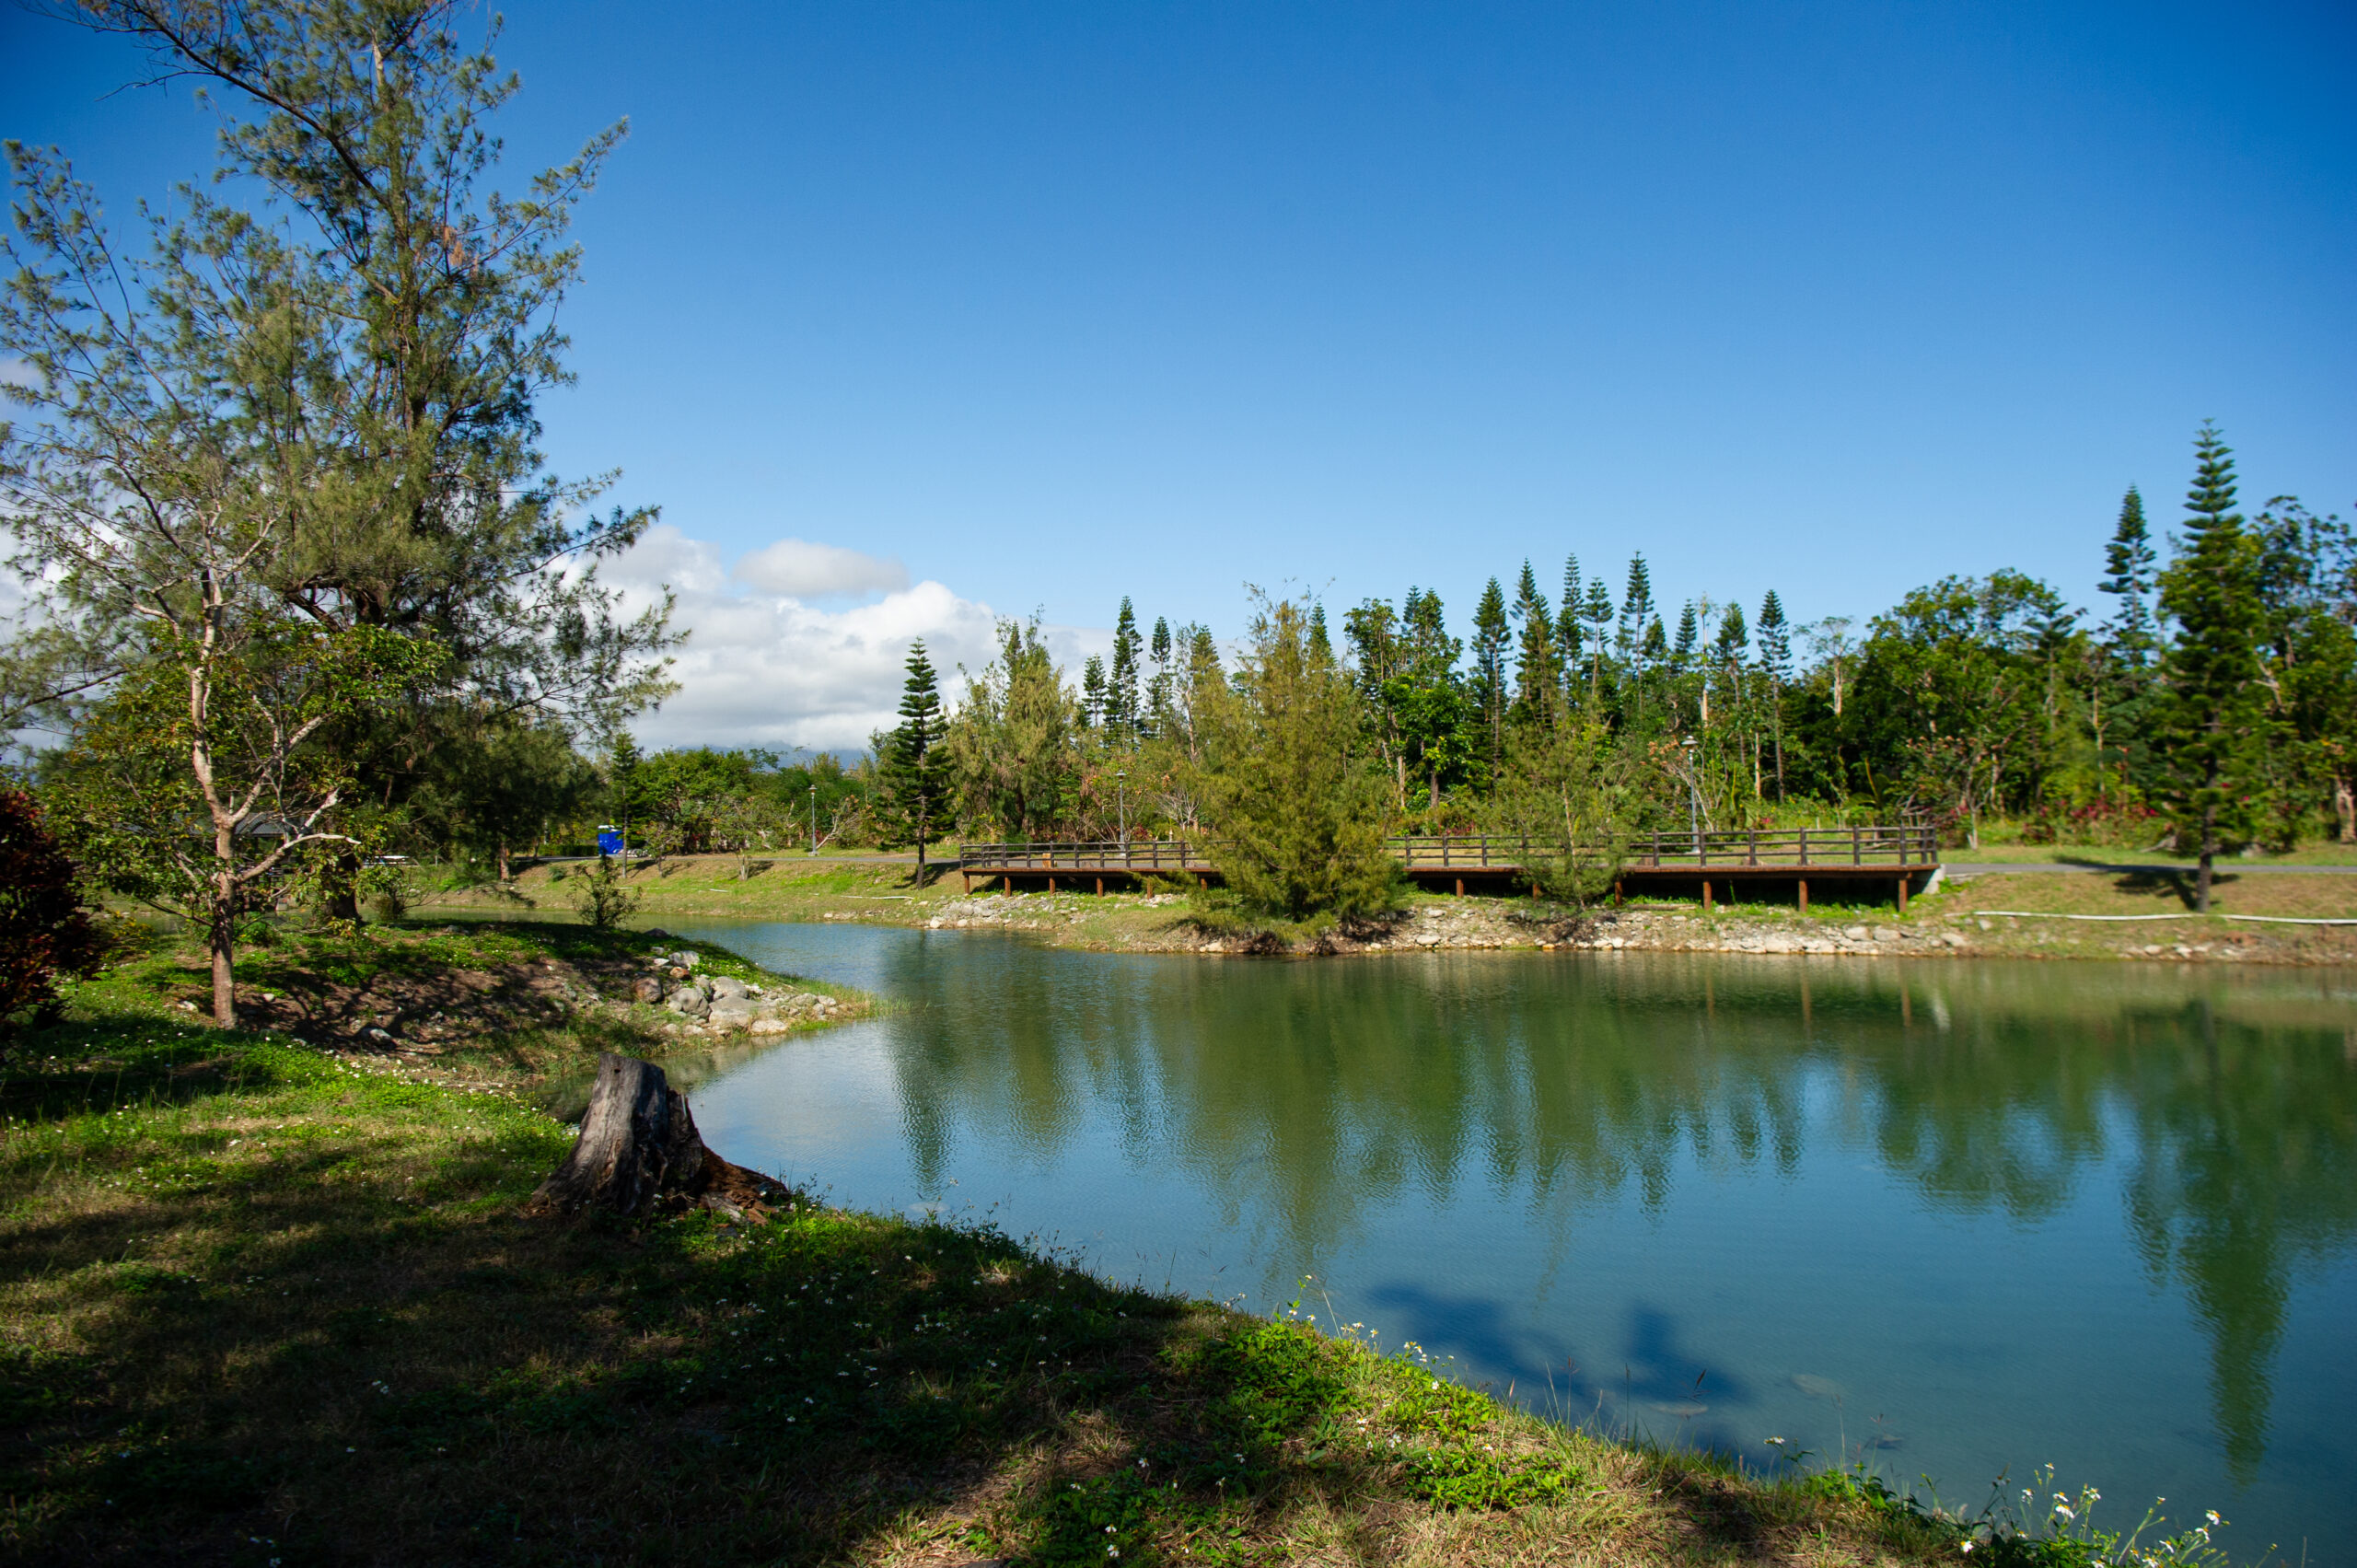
[1796,877,1808,913]
[1095,876,1104,897]
[1702,878,1713,912]
[1897,875,1909,914]
[1454,877,1464,897]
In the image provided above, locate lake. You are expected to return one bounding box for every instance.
[660,920,2357,1560]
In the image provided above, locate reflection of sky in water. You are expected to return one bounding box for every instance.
[665,921,2357,1564]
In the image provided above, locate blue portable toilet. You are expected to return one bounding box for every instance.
[597,825,624,857]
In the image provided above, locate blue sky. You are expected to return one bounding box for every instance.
[6,2,2352,746]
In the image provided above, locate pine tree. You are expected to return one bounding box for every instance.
[1619,554,1655,661]
[1672,603,1699,668]
[1146,616,1175,737]
[1757,590,1792,798]
[1554,555,1585,681]
[1713,603,1748,666]
[1757,594,1790,681]
[1510,562,1557,729]
[2100,486,2159,667]
[881,642,951,876]
[1080,656,1109,730]
[609,734,645,853]
[1472,578,1510,775]
[1308,603,1333,662]
[1109,598,1144,738]
[1581,575,1615,695]
[2155,425,2268,912]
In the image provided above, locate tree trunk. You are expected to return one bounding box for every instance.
[322,849,363,925]
[2336,774,2355,844]
[527,1054,792,1219]
[2196,798,2217,915]
[497,842,513,883]
[211,859,238,1029]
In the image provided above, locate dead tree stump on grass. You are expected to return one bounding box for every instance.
[526,1052,794,1220]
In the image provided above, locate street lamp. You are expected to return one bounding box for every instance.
[808,783,818,854]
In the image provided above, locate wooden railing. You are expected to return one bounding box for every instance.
[1623,824,1934,867]
[957,841,1210,873]
[959,826,1936,873]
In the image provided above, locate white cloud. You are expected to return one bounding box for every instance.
[593,524,1104,753]
[732,538,909,598]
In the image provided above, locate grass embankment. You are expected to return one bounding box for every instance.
[4,923,2041,1567]
[431,855,2357,965]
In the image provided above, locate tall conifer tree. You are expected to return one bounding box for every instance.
[882,641,950,876]
[1109,598,1144,738]
[2155,425,2267,912]
[1510,562,1557,729]
[1472,578,1510,775]
[2100,486,2159,667]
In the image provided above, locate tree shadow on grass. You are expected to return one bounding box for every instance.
[1,1028,1945,1568]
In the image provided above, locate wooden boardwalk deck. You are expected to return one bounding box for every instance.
[957,827,1941,911]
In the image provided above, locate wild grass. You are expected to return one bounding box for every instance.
[0,935,2256,1566]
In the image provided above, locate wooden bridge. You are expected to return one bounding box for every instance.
[956,825,1941,911]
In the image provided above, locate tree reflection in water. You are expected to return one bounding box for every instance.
[867,944,2356,1484]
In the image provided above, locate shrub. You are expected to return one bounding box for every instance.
[571,854,640,929]
[0,785,108,1045]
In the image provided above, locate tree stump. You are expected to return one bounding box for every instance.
[526,1053,793,1219]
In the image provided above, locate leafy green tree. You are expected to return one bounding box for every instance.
[880,641,952,875]
[1206,594,1397,921]
[3,1,678,922]
[2250,498,2356,845]
[425,718,596,880]
[0,784,108,1049]
[1847,572,2064,846]
[2154,425,2269,910]
[50,621,435,1025]
[1487,720,1630,904]
[948,619,1081,840]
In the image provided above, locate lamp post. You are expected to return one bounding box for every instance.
[808,783,818,854]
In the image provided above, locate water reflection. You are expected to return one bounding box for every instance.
[677,927,2357,1555]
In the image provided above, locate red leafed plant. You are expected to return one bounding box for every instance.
[0,784,108,1046]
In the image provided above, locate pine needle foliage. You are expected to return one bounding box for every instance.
[1206,594,1401,922]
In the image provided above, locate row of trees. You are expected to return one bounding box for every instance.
[864,424,2350,916]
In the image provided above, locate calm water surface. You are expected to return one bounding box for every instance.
[662,922,2357,1559]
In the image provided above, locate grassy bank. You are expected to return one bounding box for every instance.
[423,854,2357,966]
[2,922,2230,1567]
